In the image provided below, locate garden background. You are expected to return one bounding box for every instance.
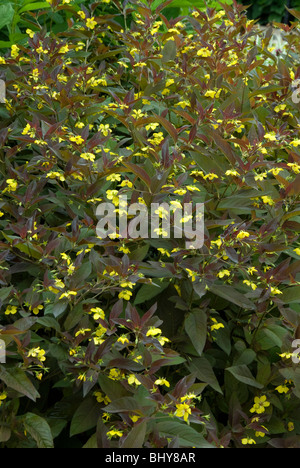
[1,0,300,449]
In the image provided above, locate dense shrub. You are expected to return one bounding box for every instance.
[1,0,300,448]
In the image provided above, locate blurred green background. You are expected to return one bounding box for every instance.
[0,0,299,49]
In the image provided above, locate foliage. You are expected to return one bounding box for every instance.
[1,0,300,448]
[238,0,300,25]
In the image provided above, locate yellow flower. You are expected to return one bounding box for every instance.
[90,307,105,320]
[86,17,97,30]
[22,123,36,137]
[254,172,267,181]
[146,327,162,337]
[210,317,224,331]
[250,395,270,414]
[99,124,110,136]
[175,403,192,422]
[109,368,122,380]
[78,10,86,20]
[153,227,168,237]
[243,279,257,290]
[148,132,164,145]
[173,188,187,195]
[197,47,212,57]
[80,152,95,162]
[49,279,65,293]
[241,437,256,445]
[11,45,20,59]
[70,135,85,145]
[255,426,267,437]
[5,305,18,315]
[287,163,300,174]
[77,373,87,381]
[225,169,240,176]
[288,422,294,432]
[274,104,286,113]
[117,335,130,345]
[36,47,48,54]
[145,122,160,131]
[294,248,300,256]
[0,392,7,405]
[157,248,170,257]
[59,44,69,54]
[46,171,65,182]
[118,245,130,254]
[4,179,18,192]
[119,179,133,188]
[157,336,171,346]
[127,374,141,386]
[75,121,85,128]
[0,57,6,64]
[204,89,221,99]
[94,391,111,405]
[154,378,170,387]
[75,328,91,337]
[264,132,276,141]
[59,290,77,300]
[279,352,295,359]
[31,305,44,315]
[203,172,219,180]
[270,287,282,295]
[247,267,258,275]
[261,195,275,206]
[118,290,132,300]
[130,415,141,423]
[27,347,46,362]
[217,269,230,279]
[106,173,121,182]
[94,324,107,337]
[186,268,197,282]
[236,230,250,240]
[275,385,289,394]
[107,429,123,439]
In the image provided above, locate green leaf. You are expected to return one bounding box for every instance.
[23,413,54,448]
[209,284,256,310]
[188,357,222,394]
[63,303,84,330]
[103,396,143,414]
[134,280,169,305]
[162,39,177,63]
[0,425,11,443]
[184,309,207,356]
[122,420,147,448]
[128,243,149,261]
[0,4,14,31]
[37,316,61,332]
[280,285,300,304]
[18,2,51,13]
[0,286,13,301]
[226,364,263,389]
[0,366,40,401]
[255,325,287,350]
[155,417,214,448]
[98,374,130,401]
[82,433,97,448]
[70,397,100,437]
